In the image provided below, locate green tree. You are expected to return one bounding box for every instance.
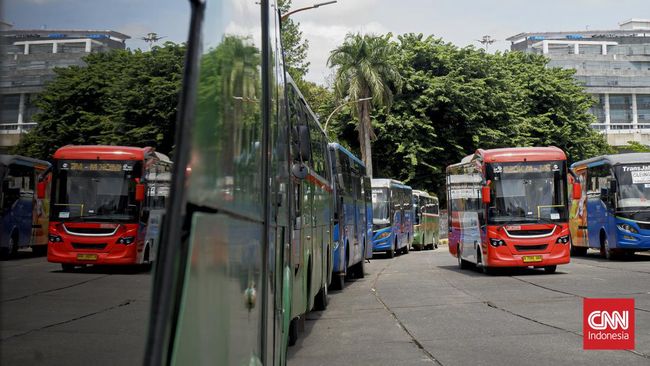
[328,33,403,177]
[278,0,310,81]
[13,42,185,160]
[366,34,609,202]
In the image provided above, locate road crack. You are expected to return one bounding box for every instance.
[1,299,135,341]
[371,260,445,365]
[2,275,111,303]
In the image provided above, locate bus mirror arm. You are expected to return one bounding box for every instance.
[481,180,491,204]
[37,181,46,199]
[572,182,582,200]
[135,183,146,202]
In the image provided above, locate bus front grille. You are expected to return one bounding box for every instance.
[514,244,548,252]
[72,243,107,250]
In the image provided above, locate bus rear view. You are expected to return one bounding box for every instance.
[46,146,170,270]
[447,147,579,274]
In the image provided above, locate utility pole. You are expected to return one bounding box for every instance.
[476,35,496,52]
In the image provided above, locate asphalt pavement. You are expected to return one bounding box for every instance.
[288,247,650,366]
[2,247,649,366]
[0,251,152,366]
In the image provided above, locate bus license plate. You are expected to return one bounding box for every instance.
[522,255,542,263]
[77,253,98,261]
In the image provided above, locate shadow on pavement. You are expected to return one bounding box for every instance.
[51,264,152,275]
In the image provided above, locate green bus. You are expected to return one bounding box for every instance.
[145,1,333,365]
[411,190,440,250]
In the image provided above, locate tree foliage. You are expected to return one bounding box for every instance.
[278,0,310,81]
[328,33,403,177]
[332,34,610,203]
[13,43,185,160]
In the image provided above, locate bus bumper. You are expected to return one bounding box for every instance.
[48,243,139,265]
[486,242,570,267]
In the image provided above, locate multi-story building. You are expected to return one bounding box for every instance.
[507,19,650,146]
[0,27,129,152]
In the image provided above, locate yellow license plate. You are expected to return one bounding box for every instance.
[522,255,543,263]
[77,253,98,261]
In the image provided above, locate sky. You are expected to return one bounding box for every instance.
[4,0,647,85]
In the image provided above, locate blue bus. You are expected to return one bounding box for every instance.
[328,143,372,289]
[371,179,413,257]
[1,155,51,258]
[570,153,650,259]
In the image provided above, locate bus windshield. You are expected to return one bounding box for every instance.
[51,160,140,222]
[614,164,650,209]
[372,188,390,224]
[487,161,567,224]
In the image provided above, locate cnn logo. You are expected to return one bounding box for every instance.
[583,298,635,350]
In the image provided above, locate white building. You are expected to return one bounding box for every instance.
[507,19,650,147]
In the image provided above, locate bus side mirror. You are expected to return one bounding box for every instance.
[37,181,46,199]
[298,125,311,162]
[572,183,581,200]
[481,185,491,204]
[135,183,146,202]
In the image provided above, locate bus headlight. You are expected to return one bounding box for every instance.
[490,238,505,247]
[49,234,63,243]
[556,235,570,244]
[376,232,391,240]
[617,223,638,234]
[116,236,135,244]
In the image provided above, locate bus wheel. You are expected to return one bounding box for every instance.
[403,242,410,254]
[330,274,344,291]
[288,317,298,346]
[600,237,614,260]
[544,265,557,274]
[387,240,396,258]
[61,264,75,272]
[142,246,153,271]
[10,233,19,256]
[313,284,328,311]
[354,253,365,279]
[458,248,470,269]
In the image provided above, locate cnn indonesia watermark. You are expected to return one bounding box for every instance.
[583,298,635,350]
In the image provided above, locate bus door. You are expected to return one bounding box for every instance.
[586,165,610,248]
[572,168,589,248]
[31,166,49,247]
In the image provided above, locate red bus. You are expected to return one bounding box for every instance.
[43,146,171,271]
[446,147,580,274]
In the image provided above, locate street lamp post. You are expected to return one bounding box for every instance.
[281,1,337,22]
[324,97,372,132]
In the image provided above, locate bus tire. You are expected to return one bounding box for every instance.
[330,274,344,291]
[600,237,614,260]
[354,248,365,279]
[313,284,328,311]
[458,247,470,269]
[478,250,493,275]
[288,317,298,346]
[387,239,396,258]
[10,232,19,256]
[403,242,410,254]
[61,263,75,272]
[570,243,587,256]
[544,265,557,274]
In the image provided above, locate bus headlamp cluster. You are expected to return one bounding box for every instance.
[116,236,135,244]
[376,232,391,240]
[617,223,638,234]
[556,235,570,244]
[49,234,63,243]
[490,238,505,247]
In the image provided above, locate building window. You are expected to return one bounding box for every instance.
[29,43,53,54]
[588,94,606,124]
[0,94,20,125]
[59,42,87,54]
[609,94,633,125]
[24,94,40,123]
[638,95,650,123]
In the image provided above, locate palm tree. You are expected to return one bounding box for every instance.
[327,33,402,177]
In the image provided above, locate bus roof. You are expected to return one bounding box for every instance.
[372,178,411,190]
[328,143,365,168]
[53,145,157,161]
[412,189,434,198]
[571,153,650,169]
[449,147,566,169]
[0,154,50,168]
